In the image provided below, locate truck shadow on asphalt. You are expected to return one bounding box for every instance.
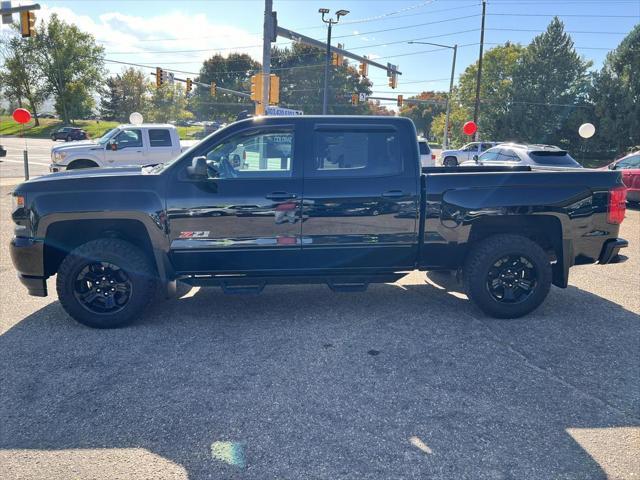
[1,277,638,479]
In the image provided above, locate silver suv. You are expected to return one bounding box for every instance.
[462,143,583,169]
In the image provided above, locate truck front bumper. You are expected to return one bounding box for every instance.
[10,236,48,297]
[598,238,628,264]
[49,163,66,173]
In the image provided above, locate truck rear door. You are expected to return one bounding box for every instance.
[146,128,178,163]
[299,121,419,270]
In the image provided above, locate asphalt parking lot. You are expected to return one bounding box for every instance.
[0,179,638,479]
[0,137,54,179]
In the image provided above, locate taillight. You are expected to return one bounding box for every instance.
[431,154,436,160]
[607,186,627,224]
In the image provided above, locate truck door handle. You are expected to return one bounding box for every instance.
[266,192,297,200]
[382,190,406,198]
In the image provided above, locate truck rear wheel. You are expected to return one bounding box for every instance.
[56,239,157,328]
[463,234,551,318]
[443,156,458,167]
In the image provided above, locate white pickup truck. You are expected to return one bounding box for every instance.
[50,124,198,171]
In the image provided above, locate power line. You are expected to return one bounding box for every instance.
[488,13,635,18]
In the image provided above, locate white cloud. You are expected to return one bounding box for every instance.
[1,4,263,75]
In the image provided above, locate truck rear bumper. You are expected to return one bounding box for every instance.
[598,238,628,264]
[10,236,48,296]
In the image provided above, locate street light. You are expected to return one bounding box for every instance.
[408,41,457,149]
[319,8,349,115]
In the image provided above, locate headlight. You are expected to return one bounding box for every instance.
[12,193,25,212]
[55,151,67,161]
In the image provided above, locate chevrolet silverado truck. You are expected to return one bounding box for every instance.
[49,123,197,171]
[11,116,628,328]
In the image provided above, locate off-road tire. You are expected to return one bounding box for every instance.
[463,234,552,318]
[57,239,157,328]
[443,156,458,167]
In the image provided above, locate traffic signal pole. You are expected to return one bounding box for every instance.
[322,20,333,115]
[261,0,273,117]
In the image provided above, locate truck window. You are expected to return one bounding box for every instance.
[204,129,293,178]
[311,130,403,177]
[114,129,142,149]
[418,141,430,155]
[529,151,580,166]
[149,129,172,147]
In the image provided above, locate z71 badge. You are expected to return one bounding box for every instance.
[178,231,210,239]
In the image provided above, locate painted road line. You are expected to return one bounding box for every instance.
[0,159,51,166]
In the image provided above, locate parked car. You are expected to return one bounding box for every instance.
[461,143,583,169]
[50,127,88,142]
[602,151,640,204]
[10,116,628,328]
[49,123,199,171]
[39,113,57,119]
[440,141,500,166]
[418,138,435,167]
[0,145,6,158]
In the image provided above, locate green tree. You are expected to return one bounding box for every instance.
[591,24,640,154]
[34,14,105,123]
[508,18,592,146]
[457,42,525,141]
[271,43,372,115]
[148,82,189,123]
[100,68,150,122]
[431,94,472,148]
[192,53,260,121]
[0,29,48,125]
[398,91,447,139]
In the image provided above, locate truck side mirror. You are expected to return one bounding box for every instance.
[187,156,208,179]
[608,163,616,170]
[473,154,479,162]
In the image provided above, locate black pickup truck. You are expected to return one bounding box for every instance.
[10,116,628,328]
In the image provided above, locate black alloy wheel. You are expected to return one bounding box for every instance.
[486,255,537,304]
[73,261,133,314]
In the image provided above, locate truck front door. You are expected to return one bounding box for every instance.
[166,125,303,274]
[106,129,144,166]
[299,122,419,270]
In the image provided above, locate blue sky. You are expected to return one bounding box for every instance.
[3,0,639,109]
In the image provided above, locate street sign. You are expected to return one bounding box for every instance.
[358,93,367,102]
[265,106,303,116]
[1,1,12,24]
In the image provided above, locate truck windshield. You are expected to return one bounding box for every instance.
[97,128,119,145]
[530,151,581,166]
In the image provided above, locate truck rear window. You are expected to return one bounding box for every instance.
[530,151,581,166]
[149,129,172,147]
[312,130,403,177]
[419,142,430,155]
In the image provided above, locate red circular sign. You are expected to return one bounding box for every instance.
[463,121,477,136]
[12,108,32,124]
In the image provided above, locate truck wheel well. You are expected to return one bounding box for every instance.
[467,215,565,286]
[44,219,156,277]
[67,159,99,169]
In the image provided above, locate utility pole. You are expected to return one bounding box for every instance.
[473,0,486,141]
[319,8,349,115]
[322,19,332,115]
[408,41,457,148]
[261,0,273,116]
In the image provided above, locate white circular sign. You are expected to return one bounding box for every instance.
[129,112,143,125]
[578,122,595,139]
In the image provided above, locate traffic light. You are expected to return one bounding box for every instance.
[250,74,263,101]
[332,43,344,66]
[210,82,217,96]
[358,57,369,77]
[156,67,164,88]
[20,11,36,38]
[269,74,280,105]
[397,95,403,107]
[185,78,193,94]
[387,63,398,89]
[351,94,359,105]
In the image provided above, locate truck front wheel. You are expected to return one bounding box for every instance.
[463,234,551,318]
[56,239,157,328]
